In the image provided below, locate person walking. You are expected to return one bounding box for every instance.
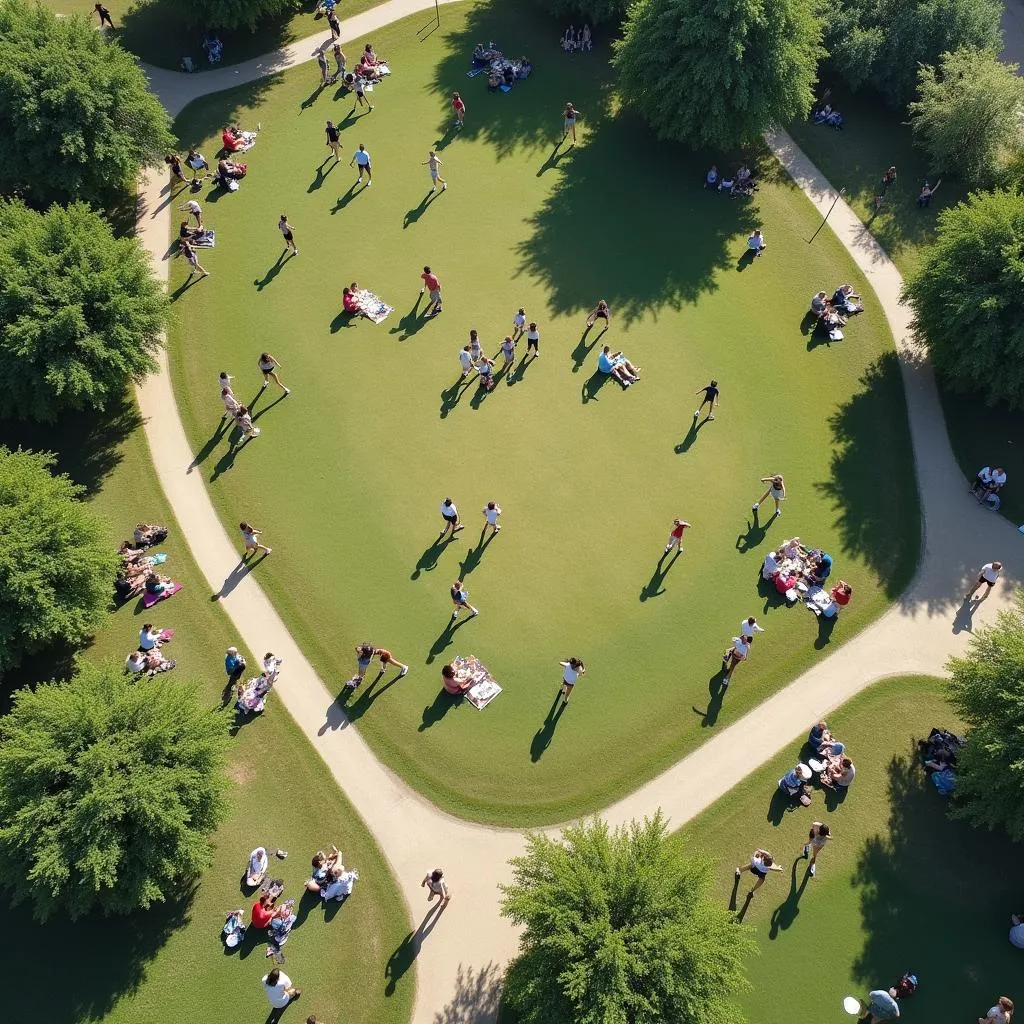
[94,3,114,27]
[240,521,272,558]
[326,6,341,38]
[221,387,241,418]
[562,102,581,144]
[451,91,466,128]
[802,821,831,877]
[585,299,610,330]
[694,379,719,421]
[351,143,372,185]
[500,335,516,380]
[458,345,475,380]
[178,239,209,279]
[735,849,783,898]
[315,46,330,86]
[423,150,447,192]
[721,634,751,687]
[966,561,1003,601]
[375,646,410,678]
[439,497,463,538]
[512,307,527,340]
[740,616,765,640]
[353,75,373,113]
[262,968,301,1010]
[450,579,478,619]
[559,657,586,705]
[663,518,690,557]
[325,120,341,162]
[258,352,290,395]
[422,868,451,907]
[482,501,502,536]
[233,405,260,443]
[420,266,442,316]
[165,153,187,186]
[331,43,347,81]
[525,321,540,356]
[278,215,299,255]
[180,198,203,228]
[753,474,786,517]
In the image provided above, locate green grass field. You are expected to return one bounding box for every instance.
[0,404,413,1024]
[675,676,1021,1024]
[165,1,919,825]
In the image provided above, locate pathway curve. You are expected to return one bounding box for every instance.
[133,5,1021,1018]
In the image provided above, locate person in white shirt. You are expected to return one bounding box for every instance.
[980,996,1015,1023]
[967,561,1003,601]
[735,848,782,899]
[221,388,240,418]
[525,322,540,357]
[218,371,233,393]
[262,652,282,682]
[262,968,300,1008]
[139,623,162,651]
[512,307,527,339]
[721,635,751,686]
[988,467,1008,493]
[458,345,474,379]
[179,199,203,227]
[482,501,502,535]
[468,329,482,361]
[746,228,767,256]
[740,616,765,640]
[321,864,358,900]
[559,657,586,705]
[971,465,995,498]
[500,336,516,380]
[439,497,463,538]
[422,867,450,906]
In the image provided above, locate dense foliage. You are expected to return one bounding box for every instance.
[501,813,755,1024]
[535,0,631,24]
[613,0,822,148]
[179,0,299,31]
[0,661,230,921]
[903,189,1024,407]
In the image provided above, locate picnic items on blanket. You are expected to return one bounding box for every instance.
[236,674,274,715]
[191,230,216,248]
[451,655,503,709]
[223,909,245,948]
[143,581,182,608]
[354,288,392,324]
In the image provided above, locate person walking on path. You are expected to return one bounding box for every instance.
[424,150,447,192]
[278,215,299,255]
[178,239,209,279]
[240,521,272,558]
[180,198,203,228]
[694,379,719,421]
[482,501,502,536]
[315,45,330,86]
[721,634,751,687]
[450,580,478,620]
[95,3,114,28]
[559,657,586,706]
[440,497,464,538]
[802,821,831,877]
[562,102,580,144]
[422,868,451,908]
[735,849,782,898]
[451,91,466,128]
[262,968,301,1010]
[166,153,187,186]
[325,120,341,162]
[585,299,610,331]
[351,144,372,185]
[258,353,290,395]
[420,266,442,316]
[966,561,1003,601]
[753,474,786,517]
[663,518,690,557]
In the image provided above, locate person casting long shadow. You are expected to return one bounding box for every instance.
[735,516,769,553]
[674,416,706,454]
[530,691,567,761]
[692,672,726,727]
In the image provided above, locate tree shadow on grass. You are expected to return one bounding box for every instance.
[432,961,504,1023]
[170,74,284,150]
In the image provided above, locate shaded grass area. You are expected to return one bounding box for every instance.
[0,405,413,1024]
[166,1,919,825]
[675,676,1020,1024]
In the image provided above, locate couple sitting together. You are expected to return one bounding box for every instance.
[125,647,175,677]
[221,124,258,153]
[303,844,359,901]
[704,164,756,195]
[597,345,641,386]
[808,721,856,788]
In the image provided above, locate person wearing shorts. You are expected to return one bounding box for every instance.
[186,148,209,182]
[585,300,610,329]
[664,518,690,556]
[559,657,586,705]
[420,266,442,315]
[450,580,478,619]
[257,352,290,395]
[423,150,447,192]
[178,239,209,279]
[458,346,474,379]
[753,474,785,517]
[375,647,409,677]
[525,322,540,355]
[325,120,341,161]
[345,642,375,690]
[180,198,203,228]
[422,868,450,906]
[694,379,719,421]
[562,102,580,143]
[482,501,502,535]
[802,821,831,876]
[239,521,272,558]
[721,635,750,687]
[512,308,527,340]
[439,497,463,538]
[278,215,299,255]
[500,336,516,380]
[735,848,782,898]
[166,153,187,185]
[353,77,373,112]
[351,143,372,184]
[967,561,1003,601]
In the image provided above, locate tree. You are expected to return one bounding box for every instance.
[500,813,755,1024]
[902,189,1024,408]
[908,49,1024,187]
[612,0,823,149]
[0,200,167,422]
[179,0,298,32]
[0,447,116,670]
[0,0,174,206]
[823,0,1003,106]
[534,0,631,24]
[946,592,1024,840]
[0,661,230,921]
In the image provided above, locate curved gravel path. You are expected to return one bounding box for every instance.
[133,5,1019,1019]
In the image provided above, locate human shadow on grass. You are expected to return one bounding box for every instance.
[389,294,432,342]
[570,326,603,373]
[209,432,254,481]
[735,512,775,554]
[433,962,504,1024]
[768,859,810,939]
[509,353,536,386]
[640,550,680,601]
[411,533,452,580]
[440,377,472,417]
[469,381,497,411]
[308,157,339,192]
[330,183,362,214]
[691,673,727,728]
[252,393,288,424]
[385,905,446,997]
[813,612,838,650]
[254,250,294,291]
[170,273,206,301]
[340,668,406,726]
[674,415,710,454]
[187,417,232,473]
[403,189,442,228]
[426,614,471,665]
[581,369,611,404]
[530,691,567,762]
[459,530,495,578]
[300,83,327,110]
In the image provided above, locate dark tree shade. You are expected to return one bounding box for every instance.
[0,447,116,671]
[179,0,299,32]
[0,200,167,422]
[0,0,174,206]
[534,0,631,24]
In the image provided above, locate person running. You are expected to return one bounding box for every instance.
[180,198,203,228]
[663,518,691,556]
[450,579,478,619]
[375,646,410,677]
[316,46,330,86]
[420,266,442,315]
[439,497,463,538]
[585,299,610,330]
[95,3,114,27]
[525,321,540,356]
[424,150,447,192]
[458,345,474,379]
[721,634,751,687]
[422,868,451,907]
[802,821,831,877]
[500,336,516,380]
[512,307,527,340]
[325,120,341,161]
[257,352,290,395]
[559,657,586,705]
[735,849,783,898]
[482,501,502,535]
[451,91,466,128]
[694,379,719,421]
[278,215,299,255]
[753,474,786,517]
[966,561,1003,601]
[353,75,373,113]
[165,153,187,185]
[562,102,580,143]
[178,239,209,279]
[351,144,372,185]
[240,521,272,558]
[740,616,765,640]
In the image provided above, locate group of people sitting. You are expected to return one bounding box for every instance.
[704,164,757,196]
[114,523,173,604]
[470,41,532,90]
[127,619,177,677]
[597,344,642,387]
[970,464,1008,510]
[559,24,592,52]
[810,284,864,338]
[779,719,857,802]
[812,103,844,129]
[919,726,965,796]
[762,536,852,618]
[234,652,283,716]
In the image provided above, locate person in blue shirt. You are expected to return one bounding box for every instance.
[704,165,718,189]
[225,646,246,684]
[597,345,640,386]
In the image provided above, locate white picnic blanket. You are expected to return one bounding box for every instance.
[355,289,392,324]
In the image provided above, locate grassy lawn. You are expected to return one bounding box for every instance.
[0,403,413,1024]
[165,0,919,826]
[675,676,1021,1023]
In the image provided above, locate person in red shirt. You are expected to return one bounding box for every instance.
[451,91,466,129]
[222,126,245,152]
[419,265,442,316]
[343,283,365,317]
[830,581,852,607]
[663,518,691,557]
[251,893,275,929]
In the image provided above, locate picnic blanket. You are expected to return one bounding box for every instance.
[191,230,216,248]
[355,289,392,324]
[452,654,502,710]
[143,582,182,608]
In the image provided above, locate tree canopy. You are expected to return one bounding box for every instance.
[0,200,167,422]
[613,0,822,149]
[179,0,299,32]
[0,447,116,671]
[908,48,1024,187]
[535,0,631,24]
[0,0,174,206]
[947,591,1024,840]
[823,0,1003,105]
[500,813,755,1024]
[902,189,1024,408]
[0,661,230,921]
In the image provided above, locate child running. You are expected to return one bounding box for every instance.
[559,657,586,706]
[663,518,691,556]
[482,501,502,535]
[752,474,786,517]
[257,353,290,395]
[240,521,272,558]
[450,579,479,620]
[500,336,516,380]
[694,379,719,421]
[424,150,447,192]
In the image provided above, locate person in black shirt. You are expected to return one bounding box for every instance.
[694,379,719,421]
[95,4,114,28]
